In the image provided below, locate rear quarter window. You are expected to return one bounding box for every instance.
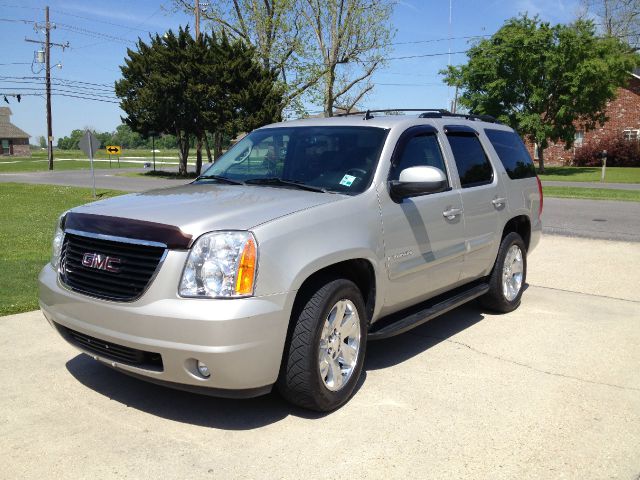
[485,129,536,180]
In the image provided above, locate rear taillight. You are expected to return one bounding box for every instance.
[536,175,543,219]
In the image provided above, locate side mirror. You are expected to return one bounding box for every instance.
[388,166,448,201]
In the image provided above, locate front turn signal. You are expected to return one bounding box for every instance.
[235,237,257,295]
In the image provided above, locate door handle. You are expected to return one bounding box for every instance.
[443,207,463,220]
[492,197,506,208]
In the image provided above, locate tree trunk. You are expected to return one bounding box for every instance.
[177,132,189,176]
[214,131,223,160]
[204,132,213,163]
[195,137,203,176]
[324,67,335,117]
[537,145,545,174]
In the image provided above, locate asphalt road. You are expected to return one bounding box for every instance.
[543,197,640,242]
[0,167,191,192]
[1,168,639,241]
[1,235,639,479]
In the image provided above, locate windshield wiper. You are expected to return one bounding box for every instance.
[245,177,327,193]
[195,175,245,185]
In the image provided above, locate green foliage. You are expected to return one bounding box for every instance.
[115,26,283,175]
[442,15,639,170]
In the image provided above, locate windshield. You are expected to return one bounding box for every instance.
[198,126,389,194]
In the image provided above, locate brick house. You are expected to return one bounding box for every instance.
[0,107,30,156]
[528,68,640,165]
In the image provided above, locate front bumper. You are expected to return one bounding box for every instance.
[38,256,294,396]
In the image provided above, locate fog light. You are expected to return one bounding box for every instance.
[197,360,210,378]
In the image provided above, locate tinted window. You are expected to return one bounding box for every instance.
[200,126,388,194]
[390,133,447,182]
[485,129,536,179]
[446,134,493,188]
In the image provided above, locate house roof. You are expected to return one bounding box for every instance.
[632,68,640,80]
[0,107,30,139]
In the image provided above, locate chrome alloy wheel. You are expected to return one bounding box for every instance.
[502,244,524,301]
[318,299,361,392]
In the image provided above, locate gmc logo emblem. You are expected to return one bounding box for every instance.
[81,253,122,273]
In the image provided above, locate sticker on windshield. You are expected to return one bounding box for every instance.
[339,174,357,187]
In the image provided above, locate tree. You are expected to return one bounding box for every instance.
[115,26,282,175]
[581,0,640,50]
[301,0,394,116]
[175,0,395,117]
[116,28,200,175]
[442,15,639,172]
[38,135,46,148]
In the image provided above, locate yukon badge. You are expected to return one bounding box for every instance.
[82,253,122,273]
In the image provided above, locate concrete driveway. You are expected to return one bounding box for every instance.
[1,235,639,479]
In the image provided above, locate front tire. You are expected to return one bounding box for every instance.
[278,278,367,411]
[481,232,527,313]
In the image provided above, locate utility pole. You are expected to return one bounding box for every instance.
[45,6,52,170]
[195,0,200,40]
[25,6,69,170]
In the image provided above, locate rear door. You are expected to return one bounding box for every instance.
[380,125,465,310]
[443,126,504,281]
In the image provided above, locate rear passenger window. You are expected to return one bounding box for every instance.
[389,133,448,182]
[485,129,536,179]
[446,133,493,188]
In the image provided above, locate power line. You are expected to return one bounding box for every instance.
[384,50,469,61]
[52,9,154,33]
[389,34,491,46]
[0,75,114,89]
[56,23,136,45]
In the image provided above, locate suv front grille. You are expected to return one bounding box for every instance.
[55,323,164,371]
[60,232,166,301]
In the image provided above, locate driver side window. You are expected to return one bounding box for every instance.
[389,134,448,185]
[225,135,288,177]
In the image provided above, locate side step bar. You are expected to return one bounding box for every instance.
[368,283,489,341]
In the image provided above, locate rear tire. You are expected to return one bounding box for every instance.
[277,278,367,412]
[481,232,527,313]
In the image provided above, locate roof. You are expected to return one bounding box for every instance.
[632,68,640,80]
[262,111,513,133]
[0,107,29,139]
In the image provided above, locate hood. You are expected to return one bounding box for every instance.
[72,183,343,240]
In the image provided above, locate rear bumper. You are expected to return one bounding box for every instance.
[39,260,294,395]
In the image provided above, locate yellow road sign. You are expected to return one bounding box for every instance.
[106,145,121,155]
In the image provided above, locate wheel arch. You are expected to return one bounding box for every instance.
[502,215,531,251]
[291,258,377,325]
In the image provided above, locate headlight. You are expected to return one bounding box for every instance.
[50,213,66,271]
[179,231,257,298]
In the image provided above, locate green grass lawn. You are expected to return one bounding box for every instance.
[543,186,640,202]
[0,149,180,173]
[538,167,640,183]
[0,183,123,316]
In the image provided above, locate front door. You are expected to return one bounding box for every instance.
[380,126,465,312]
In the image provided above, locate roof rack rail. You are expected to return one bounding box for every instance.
[419,111,499,123]
[334,108,499,123]
[335,109,448,118]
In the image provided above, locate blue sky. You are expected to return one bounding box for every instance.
[0,0,582,142]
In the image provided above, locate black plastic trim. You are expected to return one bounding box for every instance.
[368,282,489,340]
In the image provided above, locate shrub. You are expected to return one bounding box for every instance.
[573,134,640,167]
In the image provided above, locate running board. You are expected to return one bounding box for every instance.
[368,283,490,341]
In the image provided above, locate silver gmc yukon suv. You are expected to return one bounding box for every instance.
[39,109,543,411]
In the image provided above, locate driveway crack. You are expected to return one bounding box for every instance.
[410,332,640,393]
